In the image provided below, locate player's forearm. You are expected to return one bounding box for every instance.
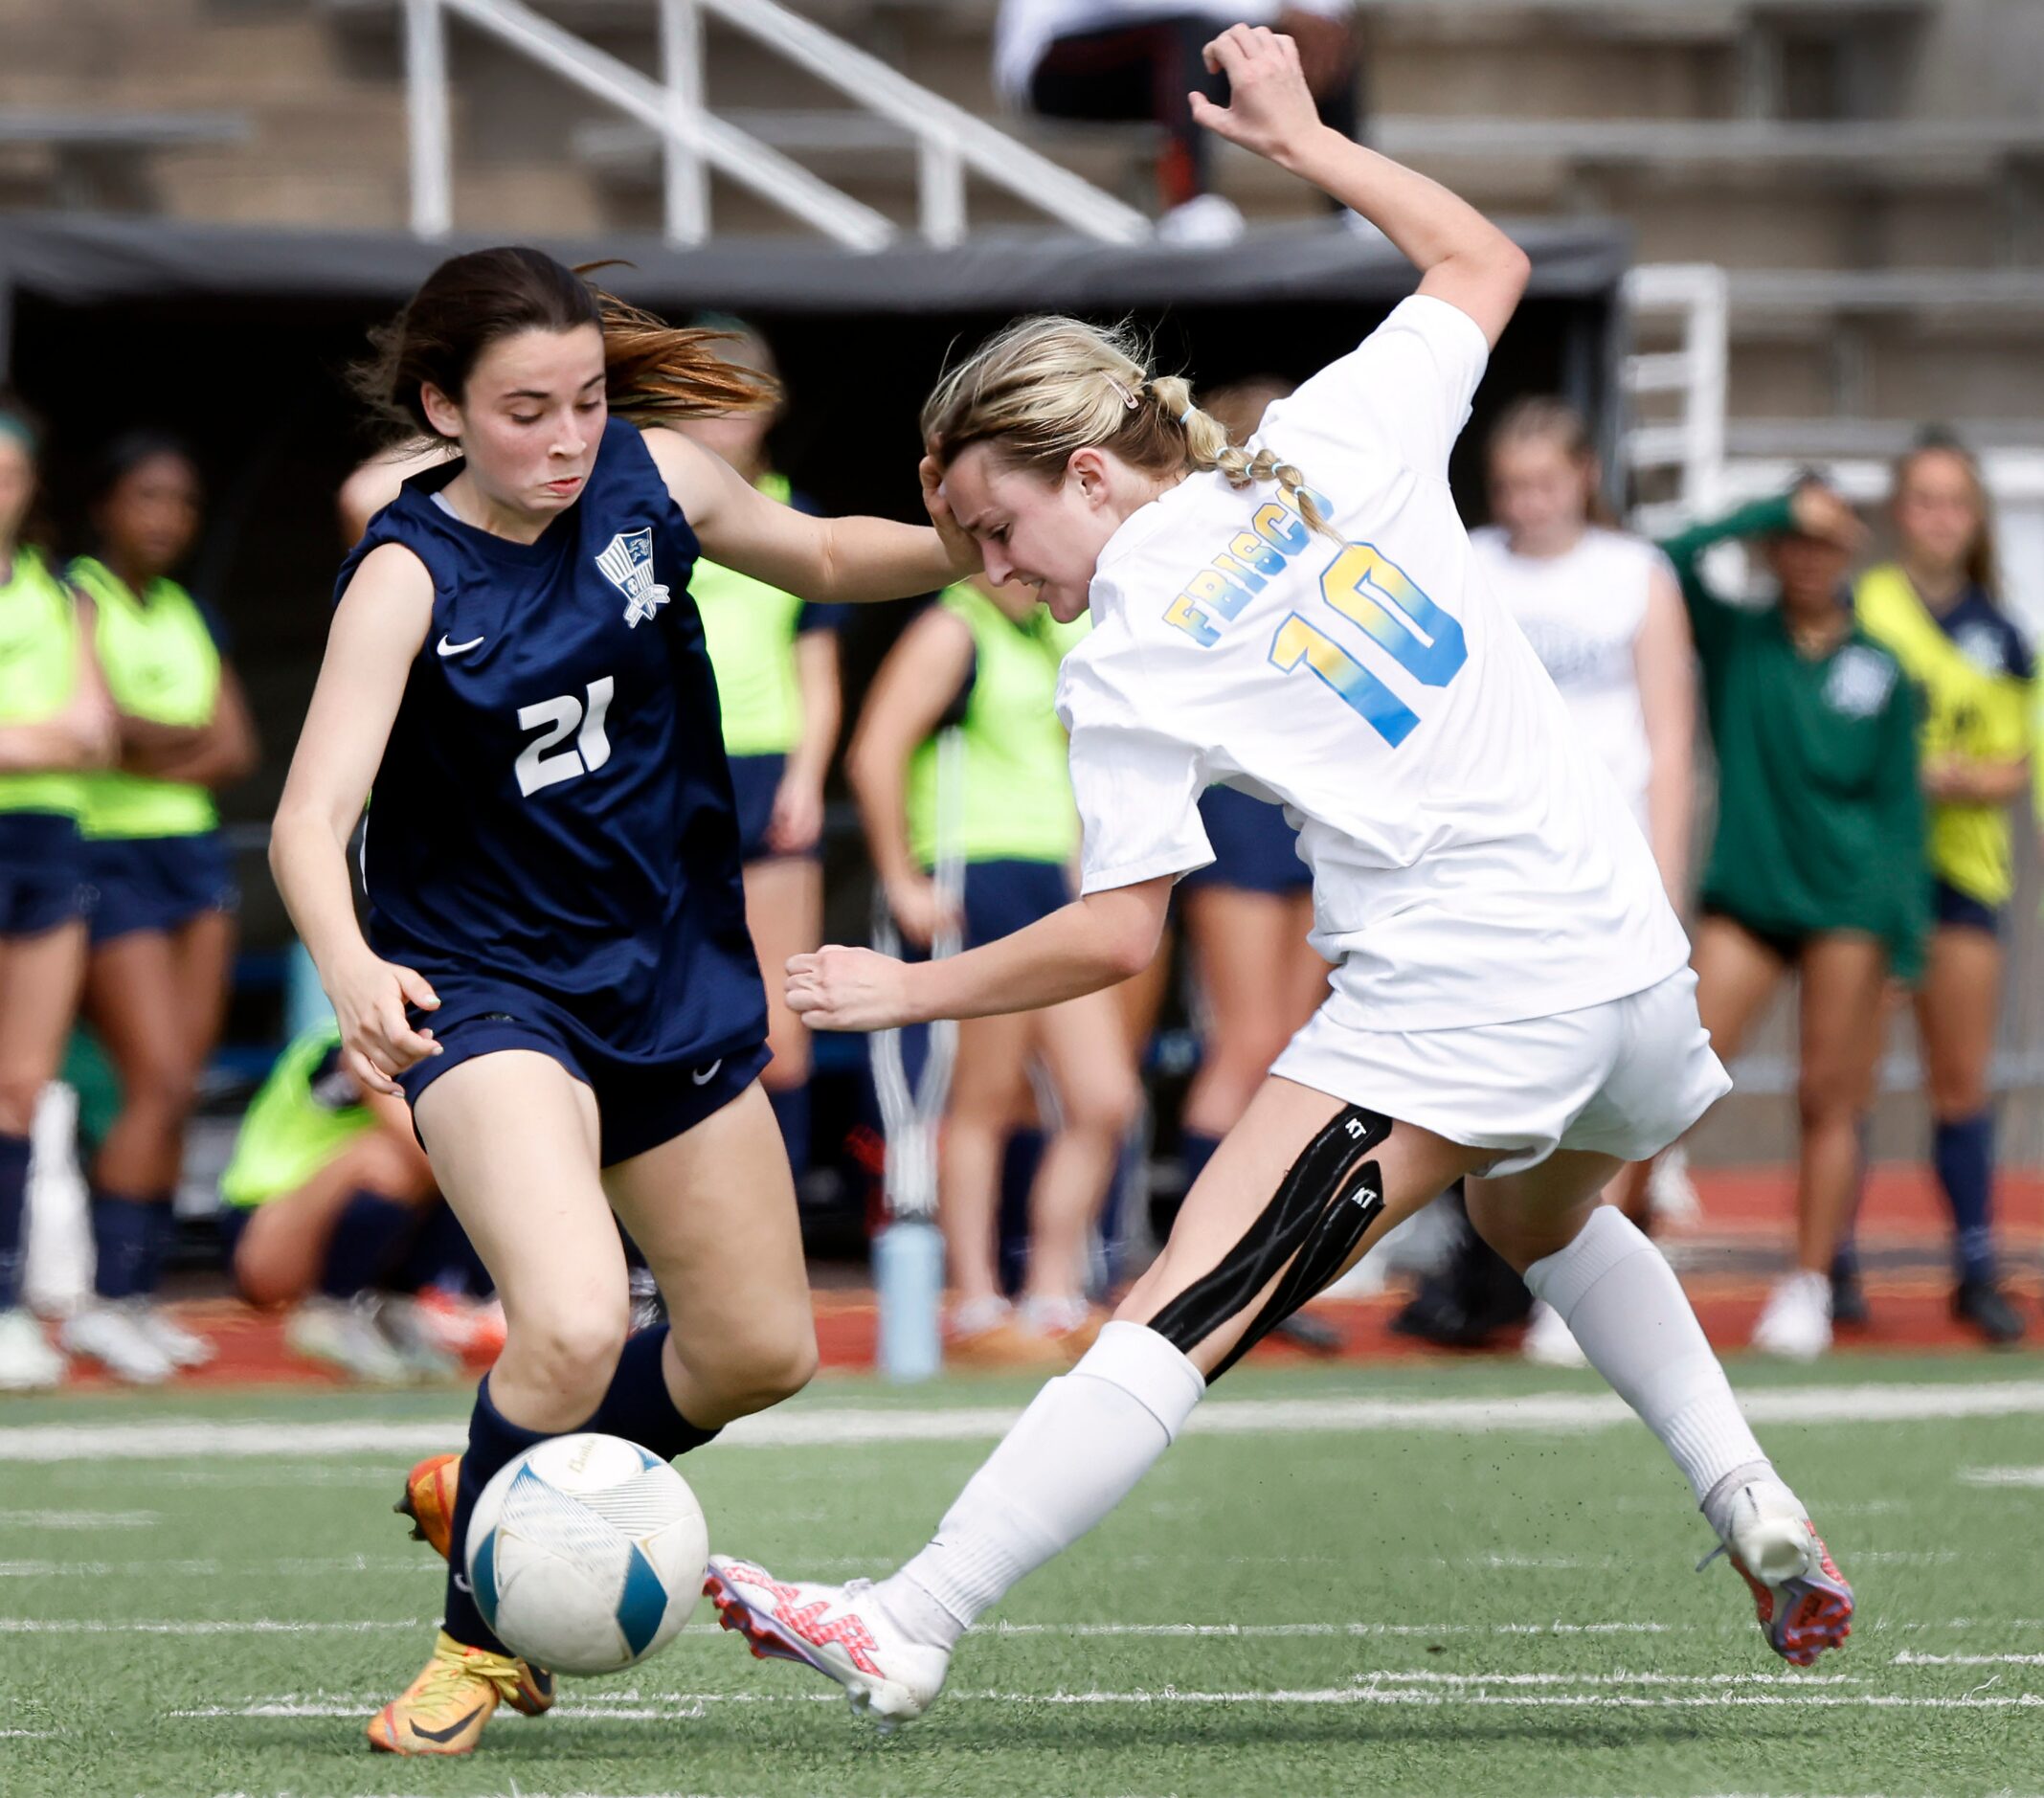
[845,746,921,890]
[1646,761,1692,905]
[1945,758,2031,805]
[817,516,968,605]
[1277,126,1522,284]
[910,891,1160,1023]
[787,645,841,790]
[270,806,374,987]
[0,715,104,771]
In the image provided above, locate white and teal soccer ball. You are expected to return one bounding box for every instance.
[465,1432,708,1675]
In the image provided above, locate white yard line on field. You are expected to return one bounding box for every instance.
[0,1616,426,1633]
[1959,1466,2044,1487]
[1894,1650,2044,1666]
[173,1687,2044,1719]
[6,1378,2044,1462]
[0,1509,158,1529]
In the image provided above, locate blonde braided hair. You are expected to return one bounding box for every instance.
[921,315,1336,540]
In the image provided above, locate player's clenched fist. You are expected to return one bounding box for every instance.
[1191,24,1320,164]
[785,945,917,1032]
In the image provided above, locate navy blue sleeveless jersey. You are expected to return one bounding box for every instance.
[333,419,766,1066]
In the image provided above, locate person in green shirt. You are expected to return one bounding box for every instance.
[0,397,115,1392]
[849,574,1137,1369]
[674,324,843,1183]
[219,1017,475,1384]
[1844,433,2033,1344]
[1664,479,1926,1362]
[60,435,259,1386]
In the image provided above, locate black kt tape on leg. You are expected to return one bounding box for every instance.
[1149,1105,1391,1382]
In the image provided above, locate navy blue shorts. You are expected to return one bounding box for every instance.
[729,753,812,865]
[1933,877,2001,937]
[395,973,770,1167]
[1180,785,1308,896]
[959,858,1071,950]
[82,832,237,945]
[0,812,86,938]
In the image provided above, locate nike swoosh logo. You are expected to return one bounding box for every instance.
[410,1704,485,1744]
[437,634,486,658]
[452,1572,473,1595]
[691,1060,723,1087]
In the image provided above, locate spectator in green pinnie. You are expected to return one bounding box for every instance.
[1660,479,1926,1363]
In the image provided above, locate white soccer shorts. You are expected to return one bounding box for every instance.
[1270,966,1730,1178]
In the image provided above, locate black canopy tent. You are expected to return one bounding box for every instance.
[0,212,1630,947]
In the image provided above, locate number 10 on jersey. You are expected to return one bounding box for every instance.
[1269,544,1466,748]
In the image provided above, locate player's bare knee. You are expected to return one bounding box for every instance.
[0,1072,41,1137]
[512,1304,631,1408]
[351,1133,436,1204]
[1065,1068,1140,1140]
[692,1320,818,1417]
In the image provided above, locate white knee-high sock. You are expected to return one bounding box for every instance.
[881,1322,1205,1647]
[1524,1207,1779,1533]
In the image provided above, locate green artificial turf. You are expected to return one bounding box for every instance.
[1,1354,2040,1797]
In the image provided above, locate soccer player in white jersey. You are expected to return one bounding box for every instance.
[703,25,1853,1724]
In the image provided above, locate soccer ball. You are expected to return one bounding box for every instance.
[465,1432,708,1675]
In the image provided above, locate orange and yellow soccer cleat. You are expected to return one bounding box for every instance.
[393,1452,556,1717]
[395,1451,462,1560]
[367,1630,529,1756]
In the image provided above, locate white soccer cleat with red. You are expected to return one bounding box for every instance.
[703,1556,950,1727]
[1712,1482,1853,1667]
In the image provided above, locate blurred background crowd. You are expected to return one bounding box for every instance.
[1,0,2041,1390]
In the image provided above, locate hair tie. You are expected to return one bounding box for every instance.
[1179,403,1198,426]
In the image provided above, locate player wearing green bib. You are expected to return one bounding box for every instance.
[676,326,844,1181]
[219,1018,471,1383]
[1662,481,1926,1361]
[61,436,258,1386]
[849,575,1137,1366]
[0,400,114,1392]
[1844,435,2033,1343]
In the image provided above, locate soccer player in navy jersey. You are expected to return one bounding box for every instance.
[270,246,976,1756]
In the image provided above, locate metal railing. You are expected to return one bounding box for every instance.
[1621,262,1729,538]
[400,0,1150,248]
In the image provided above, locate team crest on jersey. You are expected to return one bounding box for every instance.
[1956,620,2009,677]
[595,529,670,628]
[1824,644,1898,718]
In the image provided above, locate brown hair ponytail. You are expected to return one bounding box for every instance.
[352,247,776,446]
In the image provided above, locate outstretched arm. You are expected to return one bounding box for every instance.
[643,428,978,604]
[787,876,1174,1031]
[270,542,444,1096]
[1194,24,1530,346]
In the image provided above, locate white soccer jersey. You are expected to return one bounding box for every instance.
[1056,294,1691,1031]
[1469,525,1671,830]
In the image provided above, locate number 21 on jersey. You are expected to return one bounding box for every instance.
[515,676,614,797]
[1270,544,1466,748]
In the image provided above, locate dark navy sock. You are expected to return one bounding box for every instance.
[1934,1112,1997,1283]
[0,1133,32,1309]
[1830,1118,1871,1287]
[89,1188,154,1301]
[767,1082,811,1180]
[443,1376,562,1654]
[588,1324,718,1463]
[319,1191,417,1300]
[137,1197,179,1298]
